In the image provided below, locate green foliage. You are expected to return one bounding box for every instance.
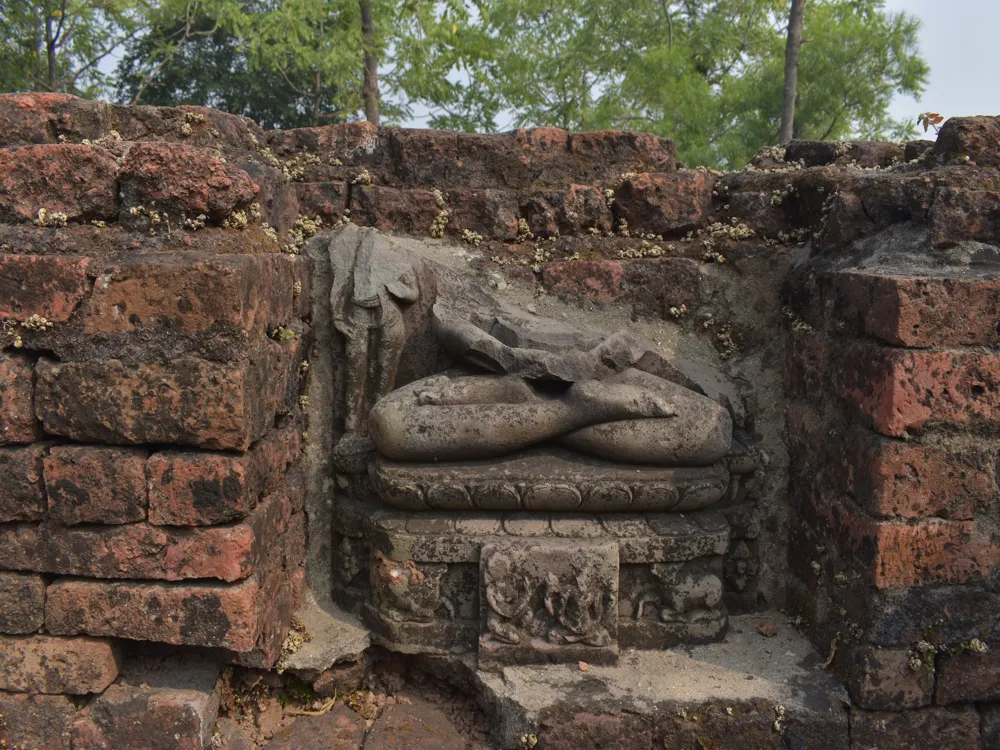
[0,0,147,96]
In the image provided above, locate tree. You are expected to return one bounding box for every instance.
[440,0,927,168]
[0,0,148,97]
[359,0,379,125]
[779,0,806,144]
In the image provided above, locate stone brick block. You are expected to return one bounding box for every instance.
[118,142,257,222]
[538,712,653,750]
[44,445,148,525]
[0,635,120,694]
[70,655,221,750]
[295,181,349,221]
[0,144,118,223]
[796,489,1000,589]
[542,260,625,303]
[45,512,305,650]
[936,649,1000,705]
[0,255,93,322]
[264,705,366,750]
[567,130,677,181]
[520,185,612,236]
[34,344,293,450]
[850,706,981,749]
[837,645,934,711]
[0,92,112,146]
[230,567,305,669]
[349,185,440,235]
[929,185,1000,247]
[290,255,312,319]
[443,188,520,240]
[0,571,45,633]
[82,252,294,336]
[840,345,1000,437]
[936,115,1000,169]
[612,170,713,236]
[364,702,464,750]
[0,352,40,444]
[0,476,304,581]
[858,272,1000,348]
[148,421,302,525]
[0,691,76,750]
[0,443,47,520]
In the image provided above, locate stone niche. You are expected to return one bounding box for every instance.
[322,225,759,669]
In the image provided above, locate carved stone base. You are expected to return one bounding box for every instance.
[370,447,730,512]
[479,540,619,670]
[335,497,730,669]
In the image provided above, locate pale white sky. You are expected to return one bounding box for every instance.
[885,0,1000,125]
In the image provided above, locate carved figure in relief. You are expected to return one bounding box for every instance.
[634,563,723,622]
[330,227,419,455]
[544,569,613,647]
[371,553,448,623]
[483,552,532,644]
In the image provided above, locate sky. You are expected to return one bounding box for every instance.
[883,0,1000,125]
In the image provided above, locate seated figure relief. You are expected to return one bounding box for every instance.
[329,226,745,513]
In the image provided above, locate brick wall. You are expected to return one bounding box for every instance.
[1,91,999,746]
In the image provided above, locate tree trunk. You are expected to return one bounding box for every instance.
[778,0,806,145]
[45,16,57,91]
[359,0,380,126]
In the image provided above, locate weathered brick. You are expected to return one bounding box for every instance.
[295,181,349,221]
[794,487,1000,589]
[936,115,1000,169]
[567,130,677,180]
[612,170,713,236]
[0,352,40,444]
[44,446,148,525]
[0,255,92,322]
[928,185,1000,248]
[538,712,653,750]
[983,703,1000,749]
[0,571,45,633]
[840,345,1000,437]
[34,344,293,450]
[118,142,257,222]
[70,655,221,750]
[148,421,302,525]
[936,649,1000,705]
[850,706,981,749]
[837,645,934,711]
[0,691,76,750]
[0,476,304,581]
[0,144,118,223]
[443,188,519,240]
[265,705,366,750]
[0,443,47,521]
[82,252,294,336]
[862,273,1000,348]
[0,92,112,146]
[290,255,312,319]
[230,566,305,669]
[44,512,304,650]
[542,260,626,303]
[520,185,613,236]
[0,635,119,694]
[349,185,440,234]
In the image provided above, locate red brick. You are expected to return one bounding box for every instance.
[521,185,613,236]
[364,702,466,750]
[82,252,293,336]
[0,635,120,694]
[44,512,305,650]
[268,121,378,160]
[568,130,677,179]
[0,92,112,146]
[349,185,440,234]
[44,446,148,525]
[803,490,1000,589]
[34,344,293,450]
[0,144,118,223]
[840,345,1000,437]
[0,443,47,520]
[118,142,257,222]
[231,566,305,669]
[290,255,312,318]
[612,170,713,236]
[936,115,1000,169]
[0,255,92,322]
[837,645,934,710]
[443,188,519,240]
[928,185,1000,247]
[936,649,1000,704]
[295,181,349,221]
[0,692,76,750]
[539,712,653,750]
[542,260,625,303]
[70,655,221,750]
[850,706,980,749]
[265,705,366,750]
[148,421,302,525]
[0,571,45,633]
[857,438,994,520]
[0,352,41,444]
[0,477,304,582]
